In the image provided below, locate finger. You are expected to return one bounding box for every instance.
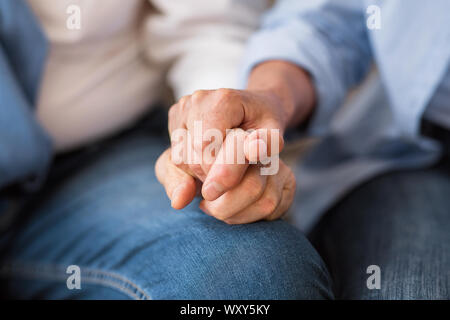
[201,128,249,201]
[244,121,284,163]
[155,149,198,210]
[199,165,267,220]
[169,105,208,182]
[196,124,223,177]
[168,103,179,137]
[220,162,293,224]
[265,169,296,221]
[168,96,190,138]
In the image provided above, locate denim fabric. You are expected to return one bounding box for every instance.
[0,0,52,190]
[0,128,333,299]
[1,122,449,299]
[310,157,450,299]
[0,0,48,104]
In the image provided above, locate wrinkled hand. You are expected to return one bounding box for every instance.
[155,147,296,224]
[155,61,316,224]
[168,88,287,201]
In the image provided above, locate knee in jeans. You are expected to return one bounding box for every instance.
[160,219,334,299]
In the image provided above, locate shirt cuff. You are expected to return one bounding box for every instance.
[239,21,347,136]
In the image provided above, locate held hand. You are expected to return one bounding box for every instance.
[155,148,199,210]
[155,148,296,224]
[199,160,296,224]
[168,88,287,201]
[158,61,316,222]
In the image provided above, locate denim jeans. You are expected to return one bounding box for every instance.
[1,118,449,299]
[310,155,450,299]
[0,123,333,299]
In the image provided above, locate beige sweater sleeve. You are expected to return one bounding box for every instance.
[145,0,272,99]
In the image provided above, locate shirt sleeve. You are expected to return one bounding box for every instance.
[145,0,271,99]
[0,0,52,191]
[240,0,373,136]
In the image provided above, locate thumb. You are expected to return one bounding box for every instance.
[155,149,198,210]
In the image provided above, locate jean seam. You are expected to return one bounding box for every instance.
[0,261,151,300]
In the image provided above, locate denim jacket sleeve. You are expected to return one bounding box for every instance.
[0,0,52,191]
[240,0,373,136]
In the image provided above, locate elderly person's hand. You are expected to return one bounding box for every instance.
[156,146,296,224]
[155,61,316,223]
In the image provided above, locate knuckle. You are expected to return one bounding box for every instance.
[168,104,178,120]
[216,88,237,103]
[217,88,233,97]
[178,95,191,112]
[191,90,207,104]
[203,89,240,117]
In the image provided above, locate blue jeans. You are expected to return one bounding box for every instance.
[0,126,333,299]
[310,155,450,299]
[1,119,449,299]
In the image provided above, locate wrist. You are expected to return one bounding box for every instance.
[246,60,316,128]
[248,87,295,131]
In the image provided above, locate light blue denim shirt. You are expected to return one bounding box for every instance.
[0,0,51,221]
[0,0,51,190]
[240,0,450,231]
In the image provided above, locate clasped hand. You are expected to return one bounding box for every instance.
[155,88,296,224]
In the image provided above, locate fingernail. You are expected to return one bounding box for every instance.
[202,181,224,201]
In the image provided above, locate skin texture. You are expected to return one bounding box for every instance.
[155,61,316,224]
